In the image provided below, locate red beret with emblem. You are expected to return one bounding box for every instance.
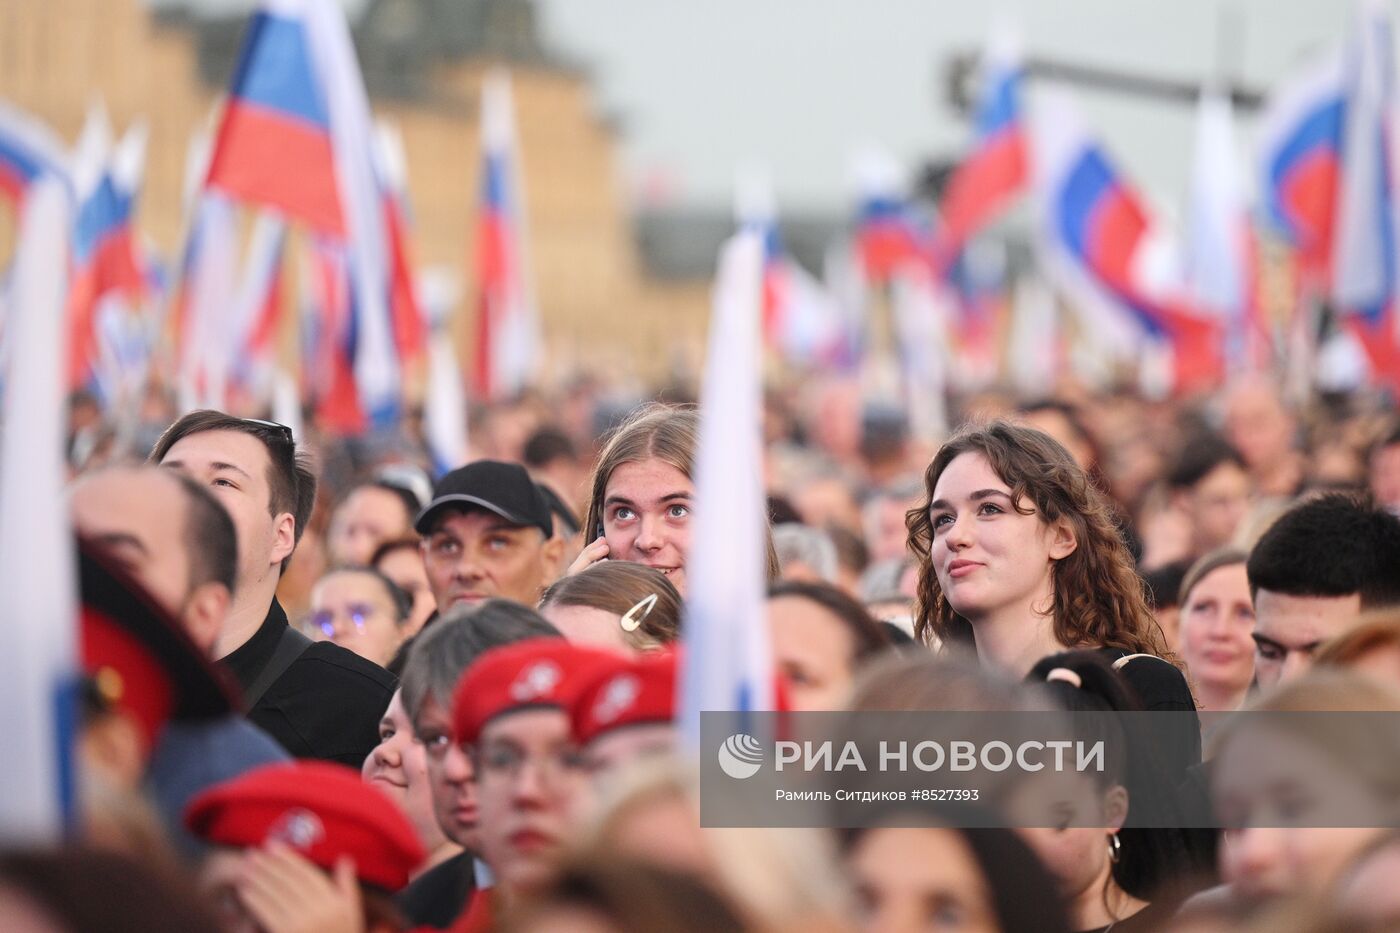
[570,651,678,746]
[184,761,426,891]
[451,639,615,745]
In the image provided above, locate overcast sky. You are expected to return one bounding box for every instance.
[532,0,1354,219]
[165,0,1358,218]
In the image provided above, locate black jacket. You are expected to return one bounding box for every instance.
[221,599,397,766]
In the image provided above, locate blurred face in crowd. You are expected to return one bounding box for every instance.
[597,791,712,879]
[375,545,437,636]
[70,468,225,653]
[472,709,587,891]
[1179,563,1255,709]
[848,827,1000,933]
[421,509,557,610]
[1371,442,1400,513]
[1179,463,1251,555]
[601,458,693,596]
[308,570,405,668]
[1337,842,1400,926]
[364,691,449,856]
[1021,408,1094,472]
[767,594,858,711]
[865,492,919,564]
[415,695,479,850]
[328,485,412,566]
[1013,772,1127,925]
[1215,724,1388,901]
[540,602,634,654]
[1224,383,1295,472]
[1252,590,1362,688]
[160,429,293,594]
[582,724,675,784]
[928,452,1075,626]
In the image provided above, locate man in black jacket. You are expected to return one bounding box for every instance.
[152,410,395,765]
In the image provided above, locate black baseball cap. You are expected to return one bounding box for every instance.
[414,460,554,538]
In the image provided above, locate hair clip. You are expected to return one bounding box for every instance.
[1045,667,1083,688]
[620,593,658,633]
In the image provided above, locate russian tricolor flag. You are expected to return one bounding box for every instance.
[472,70,538,401]
[1034,90,1220,394]
[736,170,846,366]
[68,112,149,393]
[0,102,68,209]
[374,122,427,370]
[679,229,775,749]
[1186,88,1268,371]
[1330,2,1400,390]
[852,146,930,284]
[206,0,342,235]
[1257,52,1345,286]
[206,0,400,427]
[932,31,1028,277]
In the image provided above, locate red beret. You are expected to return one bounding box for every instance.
[184,761,426,891]
[571,651,678,746]
[451,639,615,745]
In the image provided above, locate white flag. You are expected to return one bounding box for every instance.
[678,230,774,751]
[0,176,77,842]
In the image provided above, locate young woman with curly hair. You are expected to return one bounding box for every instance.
[905,421,1199,773]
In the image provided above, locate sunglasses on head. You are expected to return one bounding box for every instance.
[239,418,295,446]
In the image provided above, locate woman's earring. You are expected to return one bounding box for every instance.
[1107,833,1121,864]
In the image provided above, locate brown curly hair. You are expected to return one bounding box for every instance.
[905,420,1173,662]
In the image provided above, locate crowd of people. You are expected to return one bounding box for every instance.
[10,369,1400,933]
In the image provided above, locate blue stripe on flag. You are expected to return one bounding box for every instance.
[230,12,332,130]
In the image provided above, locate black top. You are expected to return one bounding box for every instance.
[1094,647,1202,781]
[221,599,397,766]
[1079,897,1176,933]
[397,851,475,929]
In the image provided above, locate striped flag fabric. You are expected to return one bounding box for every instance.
[678,229,775,750]
[375,121,427,370]
[1256,50,1346,287]
[0,101,68,208]
[1032,90,1221,394]
[206,0,400,426]
[68,110,149,394]
[932,29,1029,277]
[1330,1,1400,390]
[0,175,78,843]
[227,211,288,407]
[1186,88,1267,371]
[472,69,538,401]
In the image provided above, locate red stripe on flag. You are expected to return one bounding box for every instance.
[0,165,26,206]
[935,127,1027,272]
[384,195,426,365]
[1087,186,1150,293]
[207,102,345,236]
[1280,149,1339,278]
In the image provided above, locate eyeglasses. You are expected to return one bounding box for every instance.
[473,741,586,785]
[620,593,658,633]
[309,602,381,637]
